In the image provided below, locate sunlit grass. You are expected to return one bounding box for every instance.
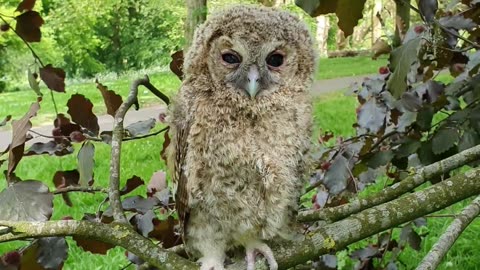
[0,72,181,127]
[0,55,386,128]
[316,55,388,80]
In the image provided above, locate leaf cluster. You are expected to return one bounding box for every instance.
[296,0,480,268]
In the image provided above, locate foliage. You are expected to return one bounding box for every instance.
[1,0,480,269]
[296,0,480,268]
[0,0,185,86]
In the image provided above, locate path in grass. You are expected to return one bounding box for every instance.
[0,74,368,149]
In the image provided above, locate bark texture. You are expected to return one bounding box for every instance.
[2,163,479,269]
[416,196,480,270]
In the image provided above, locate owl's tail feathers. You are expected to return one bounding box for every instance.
[245,240,278,270]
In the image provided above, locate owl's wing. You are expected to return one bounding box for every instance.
[173,119,190,238]
[168,92,192,240]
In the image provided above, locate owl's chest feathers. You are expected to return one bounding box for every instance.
[186,96,305,204]
[189,98,301,166]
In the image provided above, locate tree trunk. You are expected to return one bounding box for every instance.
[372,0,383,46]
[336,29,347,50]
[316,15,330,58]
[185,0,207,51]
[392,0,410,47]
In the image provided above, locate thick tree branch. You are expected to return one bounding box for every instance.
[109,76,150,223]
[227,166,480,269]
[416,196,480,270]
[0,220,197,270]
[298,144,480,223]
[1,164,479,269]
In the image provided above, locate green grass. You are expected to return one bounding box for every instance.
[316,55,388,80]
[0,55,385,128]
[0,133,168,269]
[0,72,181,128]
[311,94,480,270]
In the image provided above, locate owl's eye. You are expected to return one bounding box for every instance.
[221,53,241,65]
[266,53,284,68]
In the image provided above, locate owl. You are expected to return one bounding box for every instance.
[167,5,315,270]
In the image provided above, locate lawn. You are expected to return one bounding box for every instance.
[0,72,181,128]
[1,58,477,269]
[316,55,388,80]
[0,55,386,128]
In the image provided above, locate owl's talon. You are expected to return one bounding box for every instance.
[198,256,225,270]
[245,242,278,270]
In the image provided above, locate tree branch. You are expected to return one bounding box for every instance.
[0,220,197,270]
[122,126,169,141]
[416,196,480,270]
[53,186,107,194]
[138,75,170,105]
[227,165,480,269]
[1,163,479,269]
[298,144,480,223]
[109,76,150,223]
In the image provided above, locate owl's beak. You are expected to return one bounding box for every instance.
[246,65,260,98]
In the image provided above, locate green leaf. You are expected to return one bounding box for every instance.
[295,0,366,37]
[416,106,435,131]
[295,0,337,16]
[0,180,53,221]
[323,155,350,195]
[387,37,422,98]
[395,138,421,158]
[27,67,41,96]
[458,129,480,152]
[357,98,387,134]
[432,128,460,155]
[77,141,95,186]
[467,51,480,76]
[126,118,156,137]
[367,150,394,169]
[336,0,367,37]
[37,237,68,269]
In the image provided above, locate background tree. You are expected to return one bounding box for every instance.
[185,0,207,50]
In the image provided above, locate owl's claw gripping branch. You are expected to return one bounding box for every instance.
[245,241,278,270]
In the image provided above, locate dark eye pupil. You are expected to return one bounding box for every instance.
[266,54,284,67]
[222,53,240,64]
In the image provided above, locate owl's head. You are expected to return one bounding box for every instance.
[184,5,316,99]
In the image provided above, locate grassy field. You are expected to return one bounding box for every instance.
[315,55,388,80]
[0,55,387,128]
[0,72,181,128]
[1,57,477,269]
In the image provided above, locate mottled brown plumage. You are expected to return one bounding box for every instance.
[166,5,315,270]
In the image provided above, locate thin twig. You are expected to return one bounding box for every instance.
[29,127,167,143]
[122,126,169,141]
[424,214,480,218]
[0,14,59,115]
[0,12,15,18]
[108,76,151,223]
[28,129,64,139]
[416,196,480,270]
[0,16,45,67]
[398,0,480,49]
[139,75,170,105]
[53,186,107,194]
